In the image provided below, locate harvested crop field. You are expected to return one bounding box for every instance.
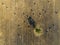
[0,0,60,45]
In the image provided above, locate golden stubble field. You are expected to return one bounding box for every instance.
[0,0,60,45]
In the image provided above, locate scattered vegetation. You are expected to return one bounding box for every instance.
[35,28,41,33]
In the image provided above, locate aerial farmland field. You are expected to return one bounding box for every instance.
[0,0,60,45]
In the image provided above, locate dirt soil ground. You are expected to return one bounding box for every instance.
[0,0,60,45]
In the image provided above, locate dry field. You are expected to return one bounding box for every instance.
[0,0,60,45]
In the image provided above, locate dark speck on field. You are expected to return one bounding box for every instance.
[26,15,28,18]
[46,30,48,32]
[17,33,20,36]
[39,13,41,15]
[42,9,44,11]
[28,16,36,28]
[34,2,36,5]
[18,24,20,26]
[2,3,4,5]
[23,12,25,15]
[31,9,33,11]
[28,25,30,27]
[6,6,8,8]
[24,21,25,23]
[48,24,54,29]
[44,10,46,13]
[14,12,16,15]
[55,11,58,14]
[49,26,51,29]
[48,1,50,3]
[32,13,34,15]
[52,24,54,26]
